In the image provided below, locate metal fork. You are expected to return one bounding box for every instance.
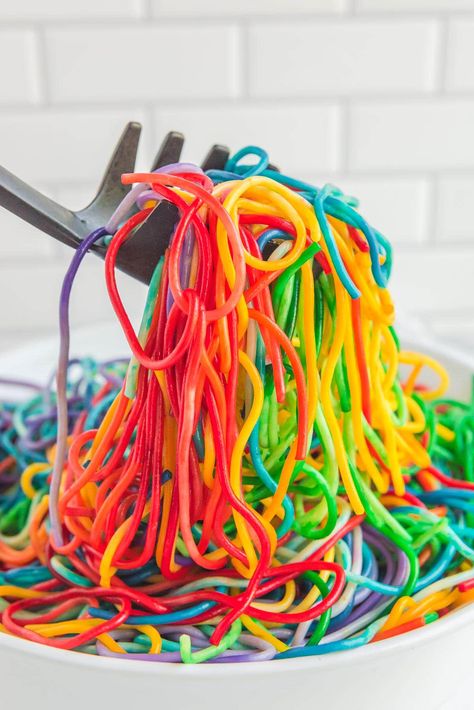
[0,122,230,284]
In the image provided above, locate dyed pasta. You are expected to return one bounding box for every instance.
[0,146,474,663]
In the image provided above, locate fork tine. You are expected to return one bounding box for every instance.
[77,121,142,226]
[151,131,185,171]
[98,121,142,195]
[201,144,230,171]
[119,131,186,283]
[114,201,178,284]
[129,142,232,284]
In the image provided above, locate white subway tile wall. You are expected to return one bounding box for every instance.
[248,21,440,96]
[301,175,431,244]
[437,176,474,241]
[0,110,149,184]
[152,1,349,16]
[0,1,145,20]
[0,2,473,353]
[350,100,474,170]
[153,105,342,173]
[357,0,474,11]
[446,20,474,91]
[0,30,40,105]
[45,26,241,102]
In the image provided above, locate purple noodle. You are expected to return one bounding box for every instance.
[347,526,400,622]
[353,543,379,606]
[48,227,108,547]
[0,376,43,391]
[321,541,409,644]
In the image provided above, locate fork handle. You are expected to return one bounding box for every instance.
[0,164,88,250]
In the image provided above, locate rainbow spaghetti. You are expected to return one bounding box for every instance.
[0,146,474,663]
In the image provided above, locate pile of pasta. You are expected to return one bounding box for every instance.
[1,147,474,663]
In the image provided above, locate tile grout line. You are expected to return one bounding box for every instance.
[6,93,474,114]
[1,11,474,27]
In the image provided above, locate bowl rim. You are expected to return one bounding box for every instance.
[1,603,474,676]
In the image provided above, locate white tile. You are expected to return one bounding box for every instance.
[0,206,55,258]
[357,0,474,9]
[447,20,474,92]
[0,0,143,19]
[0,258,146,333]
[54,185,96,211]
[68,260,146,329]
[35,245,147,331]
[350,100,474,170]
[46,26,239,103]
[152,0,346,15]
[302,175,429,243]
[0,331,41,355]
[0,110,148,184]
[249,20,439,97]
[154,104,341,173]
[437,176,474,242]
[0,264,66,330]
[0,31,39,104]
[391,248,474,314]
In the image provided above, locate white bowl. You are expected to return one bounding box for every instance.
[1,323,473,710]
